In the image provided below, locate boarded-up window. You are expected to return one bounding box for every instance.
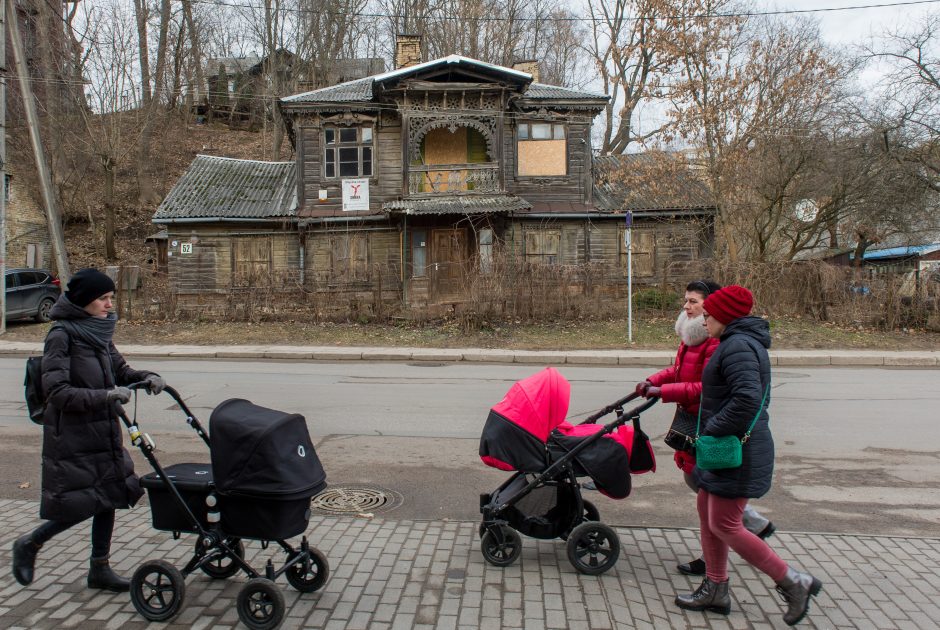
[331,233,370,281]
[517,123,567,176]
[479,228,493,273]
[525,229,560,265]
[233,238,272,287]
[620,229,655,276]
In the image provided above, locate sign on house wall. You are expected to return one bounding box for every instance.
[342,178,370,211]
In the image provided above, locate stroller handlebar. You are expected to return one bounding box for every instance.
[580,391,658,425]
[109,383,210,447]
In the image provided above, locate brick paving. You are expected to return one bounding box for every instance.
[2,499,939,629]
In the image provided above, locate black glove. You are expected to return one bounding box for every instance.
[635,381,652,396]
[145,374,166,395]
[106,386,132,404]
[645,386,662,399]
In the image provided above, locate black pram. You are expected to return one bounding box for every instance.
[117,386,329,630]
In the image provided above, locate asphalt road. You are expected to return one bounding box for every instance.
[1,358,938,537]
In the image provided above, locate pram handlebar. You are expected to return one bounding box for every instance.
[111,382,210,447]
[578,391,651,425]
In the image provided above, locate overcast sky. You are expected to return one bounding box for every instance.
[782,0,935,47]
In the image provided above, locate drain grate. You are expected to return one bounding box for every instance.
[310,484,402,515]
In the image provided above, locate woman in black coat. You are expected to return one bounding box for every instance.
[12,268,166,592]
[674,285,822,627]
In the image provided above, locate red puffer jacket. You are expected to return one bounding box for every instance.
[646,337,719,414]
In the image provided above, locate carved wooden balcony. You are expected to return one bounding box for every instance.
[408,163,502,195]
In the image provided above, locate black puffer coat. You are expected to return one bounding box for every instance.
[39,296,152,522]
[692,316,774,499]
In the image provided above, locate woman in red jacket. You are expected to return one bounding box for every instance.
[636,280,774,576]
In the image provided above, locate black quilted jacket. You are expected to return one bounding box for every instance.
[39,296,151,522]
[692,316,774,499]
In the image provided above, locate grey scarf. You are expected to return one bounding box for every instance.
[57,312,117,351]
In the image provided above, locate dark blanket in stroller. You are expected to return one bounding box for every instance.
[480,368,654,499]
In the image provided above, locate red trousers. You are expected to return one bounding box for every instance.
[697,490,788,583]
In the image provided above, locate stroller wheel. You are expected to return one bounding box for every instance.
[566,521,620,575]
[583,499,600,522]
[130,559,186,622]
[480,526,522,567]
[285,547,330,593]
[198,537,245,579]
[236,578,285,630]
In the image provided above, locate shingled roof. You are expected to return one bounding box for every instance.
[593,154,717,213]
[281,55,607,105]
[383,194,531,215]
[153,155,297,222]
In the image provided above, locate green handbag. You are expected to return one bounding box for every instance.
[694,384,770,471]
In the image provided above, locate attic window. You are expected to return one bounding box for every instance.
[324,125,373,179]
[517,122,566,176]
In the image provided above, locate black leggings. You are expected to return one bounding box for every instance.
[31,510,115,559]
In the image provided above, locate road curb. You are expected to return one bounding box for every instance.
[0,342,937,367]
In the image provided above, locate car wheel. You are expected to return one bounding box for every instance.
[34,298,55,323]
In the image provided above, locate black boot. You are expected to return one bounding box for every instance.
[12,534,41,586]
[87,556,130,592]
[677,556,706,576]
[776,567,823,626]
[675,578,731,615]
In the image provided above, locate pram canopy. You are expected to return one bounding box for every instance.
[479,367,570,472]
[209,398,327,500]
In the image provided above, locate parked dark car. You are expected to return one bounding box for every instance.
[4,268,61,323]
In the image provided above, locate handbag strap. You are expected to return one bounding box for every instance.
[696,383,770,443]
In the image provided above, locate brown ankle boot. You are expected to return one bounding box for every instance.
[675,578,731,615]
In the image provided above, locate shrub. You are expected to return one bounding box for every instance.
[633,288,678,311]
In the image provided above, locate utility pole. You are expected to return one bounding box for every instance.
[5,0,70,284]
[1,0,7,335]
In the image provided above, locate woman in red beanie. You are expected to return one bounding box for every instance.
[636,280,774,577]
[675,285,822,627]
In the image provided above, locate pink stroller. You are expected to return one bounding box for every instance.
[478,367,657,574]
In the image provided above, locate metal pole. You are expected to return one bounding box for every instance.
[6,0,70,283]
[0,0,6,335]
[626,211,633,343]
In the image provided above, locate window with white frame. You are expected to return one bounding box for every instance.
[324,126,373,178]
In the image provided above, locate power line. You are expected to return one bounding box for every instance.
[184,0,940,22]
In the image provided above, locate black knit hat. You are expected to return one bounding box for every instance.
[65,268,116,307]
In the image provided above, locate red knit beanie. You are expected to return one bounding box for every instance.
[703,285,753,325]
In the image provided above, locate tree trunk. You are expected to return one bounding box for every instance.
[182,0,205,106]
[137,0,172,205]
[103,158,116,261]
[134,0,152,105]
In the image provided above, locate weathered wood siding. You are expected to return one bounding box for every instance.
[503,117,593,205]
[300,112,402,212]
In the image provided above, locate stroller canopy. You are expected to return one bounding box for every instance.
[491,367,570,442]
[480,368,571,472]
[209,398,326,499]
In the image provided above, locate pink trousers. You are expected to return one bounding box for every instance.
[697,490,788,583]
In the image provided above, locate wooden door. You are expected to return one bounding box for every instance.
[430,228,468,301]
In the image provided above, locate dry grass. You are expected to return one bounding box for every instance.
[3,315,938,350]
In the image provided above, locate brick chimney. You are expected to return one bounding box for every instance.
[395,34,423,69]
[512,59,539,82]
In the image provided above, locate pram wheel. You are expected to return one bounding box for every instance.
[130,559,186,622]
[237,578,285,630]
[583,499,600,522]
[198,537,245,579]
[566,522,620,575]
[480,526,522,567]
[285,547,330,593]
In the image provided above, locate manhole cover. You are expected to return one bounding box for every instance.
[311,484,403,515]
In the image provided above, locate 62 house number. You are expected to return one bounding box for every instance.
[180,243,194,255]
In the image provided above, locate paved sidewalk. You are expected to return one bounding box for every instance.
[2,498,939,629]
[1,340,939,367]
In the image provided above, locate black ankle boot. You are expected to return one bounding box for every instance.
[87,556,130,592]
[12,534,41,586]
[675,578,731,615]
[677,556,706,576]
[776,567,823,626]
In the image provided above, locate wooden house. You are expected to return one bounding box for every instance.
[156,41,716,317]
